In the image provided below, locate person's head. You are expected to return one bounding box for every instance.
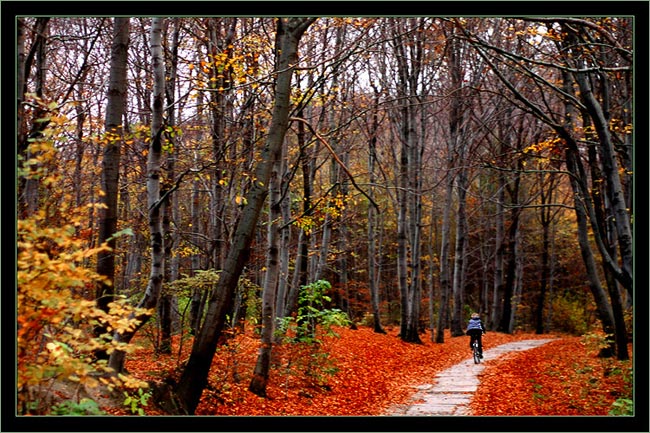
[471,312,480,319]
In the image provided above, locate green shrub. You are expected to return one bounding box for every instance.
[608,398,633,416]
[276,280,350,388]
[51,398,105,416]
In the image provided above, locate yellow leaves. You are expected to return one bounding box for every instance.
[522,136,564,164]
[18,204,151,412]
[118,373,150,391]
[294,215,316,235]
[176,243,200,258]
[609,118,633,135]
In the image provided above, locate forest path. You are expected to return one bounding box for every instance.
[385,338,556,416]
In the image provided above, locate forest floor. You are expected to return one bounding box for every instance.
[96,325,632,417]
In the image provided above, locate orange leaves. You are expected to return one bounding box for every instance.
[470,337,633,415]
[119,328,631,417]
[123,326,556,416]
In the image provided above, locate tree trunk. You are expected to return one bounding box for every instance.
[160,17,181,354]
[558,27,632,295]
[249,153,283,397]
[283,105,311,320]
[508,221,524,333]
[392,18,424,344]
[583,115,629,360]
[206,18,237,273]
[172,18,316,415]
[108,17,166,372]
[275,142,292,323]
[451,166,468,337]
[189,158,205,334]
[535,174,555,334]
[94,17,129,355]
[435,160,453,343]
[18,18,51,219]
[569,50,633,296]
[556,69,617,357]
[490,170,505,331]
[367,88,385,334]
[498,185,520,333]
[447,29,468,338]
[567,150,616,357]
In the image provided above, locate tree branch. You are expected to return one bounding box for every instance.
[289,116,380,211]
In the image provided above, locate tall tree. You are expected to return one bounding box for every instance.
[555,20,633,296]
[248,128,284,397]
[108,17,166,372]
[392,18,425,344]
[159,17,182,354]
[366,81,386,334]
[535,169,561,334]
[94,17,130,352]
[447,25,469,337]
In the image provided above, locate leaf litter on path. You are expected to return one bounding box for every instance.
[123,326,563,416]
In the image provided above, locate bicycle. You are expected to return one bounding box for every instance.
[472,340,482,364]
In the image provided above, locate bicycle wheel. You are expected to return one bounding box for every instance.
[473,342,481,364]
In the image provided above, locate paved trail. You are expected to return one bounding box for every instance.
[385,339,556,416]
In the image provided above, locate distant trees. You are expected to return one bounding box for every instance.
[460,17,632,358]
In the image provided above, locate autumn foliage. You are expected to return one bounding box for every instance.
[106,325,630,416]
[470,336,633,416]
[17,132,151,415]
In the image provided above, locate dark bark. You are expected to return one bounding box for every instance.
[498,165,521,333]
[94,18,129,357]
[392,18,424,345]
[159,17,182,355]
[435,169,453,343]
[249,146,283,397]
[284,105,311,320]
[19,18,51,218]
[563,27,633,296]
[584,117,629,360]
[567,150,617,354]
[535,174,556,334]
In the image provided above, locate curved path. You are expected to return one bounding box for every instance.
[385,339,556,416]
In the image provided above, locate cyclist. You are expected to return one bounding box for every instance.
[466,312,486,358]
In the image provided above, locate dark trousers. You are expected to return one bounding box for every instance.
[467,329,483,355]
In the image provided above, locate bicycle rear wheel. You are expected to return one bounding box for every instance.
[473,343,481,364]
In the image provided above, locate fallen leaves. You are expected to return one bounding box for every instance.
[469,337,633,415]
[123,326,560,416]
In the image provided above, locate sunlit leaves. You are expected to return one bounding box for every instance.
[522,136,564,161]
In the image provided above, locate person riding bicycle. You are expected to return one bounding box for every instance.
[466,312,486,358]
